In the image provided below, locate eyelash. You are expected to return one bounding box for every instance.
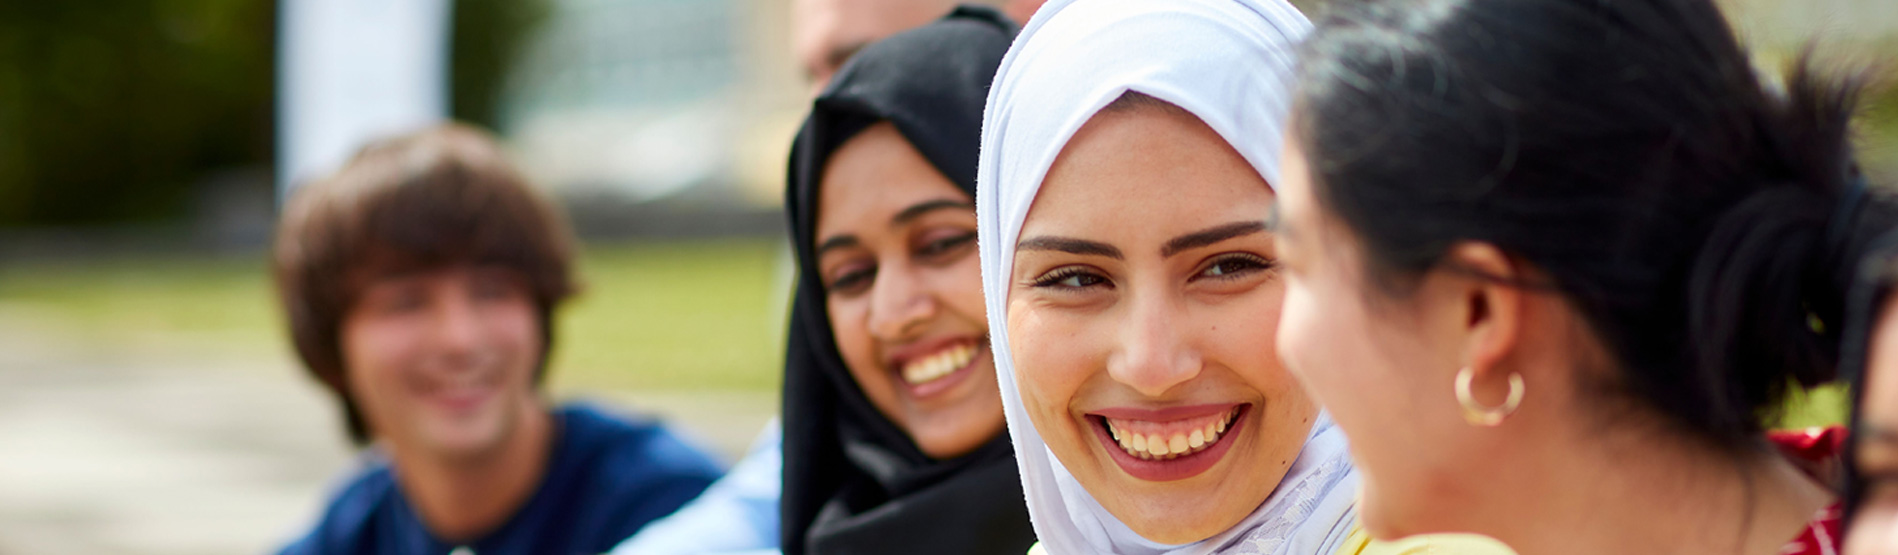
[828,266,875,295]
[919,232,977,259]
[826,231,978,296]
[1032,267,1108,289]
[1197,253,1275,280]
[1028,253,1274,290]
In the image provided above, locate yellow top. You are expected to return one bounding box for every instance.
[1335,528,1515,555]
[1024,527,1514,555]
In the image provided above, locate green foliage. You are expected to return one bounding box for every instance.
[0,0,550,227]
[1860,74,1898,182]
[0,1,275,227]
[451,0,553,129]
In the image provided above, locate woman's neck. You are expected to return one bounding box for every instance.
[1487,419,1831,555]
[389,403,555,543]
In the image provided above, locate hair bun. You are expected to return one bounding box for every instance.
[1687,185,1835,434]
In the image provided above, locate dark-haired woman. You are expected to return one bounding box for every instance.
[1269,0,1879,553]
[778,6,1037,555]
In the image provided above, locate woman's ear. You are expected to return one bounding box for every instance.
[1445,242,1525,387]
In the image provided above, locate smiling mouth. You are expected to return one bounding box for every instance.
[1097,405,1245,461]
[899,341,981,385]
[422,371,500,412]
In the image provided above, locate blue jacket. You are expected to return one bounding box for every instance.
[280,404,723,555]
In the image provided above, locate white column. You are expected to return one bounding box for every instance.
[277,0,452,198]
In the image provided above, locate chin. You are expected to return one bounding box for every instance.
[421,414,516,459]
[912,424,1003,459]
[1119,502,1241,545]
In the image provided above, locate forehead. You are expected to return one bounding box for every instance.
[1021,108,1271,243]
[1271,136,1320,231]
[792,0,945,60]
[815,124,968,233]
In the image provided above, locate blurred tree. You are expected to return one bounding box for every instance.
[451,0,552,130]
[0,1,274,227]
[0,0,548,228]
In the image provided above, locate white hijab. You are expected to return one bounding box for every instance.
[975,1,1359,553]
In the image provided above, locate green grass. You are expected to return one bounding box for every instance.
[0,238,789,391]
[549,239,787,391]
[0,238,1856,426]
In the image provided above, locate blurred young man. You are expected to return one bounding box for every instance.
[274,123,721,555]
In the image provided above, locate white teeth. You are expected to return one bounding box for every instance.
[1104,408,1241,461]
[900,343,977,385]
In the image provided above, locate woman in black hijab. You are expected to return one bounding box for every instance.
[779,6,1036,555]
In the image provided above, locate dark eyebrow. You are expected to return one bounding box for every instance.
[1016,236,1123,259]
[893,199,973,227]
[815,235,860,258]
[1161,221,1268,257]
[1867,424,1898,447]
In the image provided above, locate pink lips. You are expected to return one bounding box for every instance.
[1089,403,1250,482]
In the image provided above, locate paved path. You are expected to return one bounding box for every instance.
[0,311,777,555]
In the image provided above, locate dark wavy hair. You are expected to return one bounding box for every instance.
[1292,0,1889,450]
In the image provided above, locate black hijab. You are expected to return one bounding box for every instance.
[780,7,1034,555]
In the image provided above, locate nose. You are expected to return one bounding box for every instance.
[428,286,485,362]
[867,262,937,341]
[1106,289,1201,397]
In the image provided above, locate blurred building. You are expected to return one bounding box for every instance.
[495,0,804,212]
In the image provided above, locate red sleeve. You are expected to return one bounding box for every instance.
[1769,425,1847,488]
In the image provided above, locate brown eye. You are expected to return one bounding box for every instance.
[366,285,427,314]
[917,231,978,259]
[1033,267,1109,289]
[1196,253,1274,280]
[827,265,876,296]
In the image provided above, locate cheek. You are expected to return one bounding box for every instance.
[1275,276,1338,390]
[1276,279,1395,433]
[826,298,880,377]
[934,254,989,328]
[1005,301,1094,421]
[1848,503,1898,555]
[340,317,412,388]
[485,301,544,373]
[337,315,421,425]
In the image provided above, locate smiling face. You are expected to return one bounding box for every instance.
[1004,103,1318,544]
[340,265,545,461]
[815,122,1007,460]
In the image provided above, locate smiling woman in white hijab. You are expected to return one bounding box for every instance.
[975,1,1512,554]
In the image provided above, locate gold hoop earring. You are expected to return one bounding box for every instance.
[1455,367,1524,427]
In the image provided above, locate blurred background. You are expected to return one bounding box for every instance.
[0,0,1891,553]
